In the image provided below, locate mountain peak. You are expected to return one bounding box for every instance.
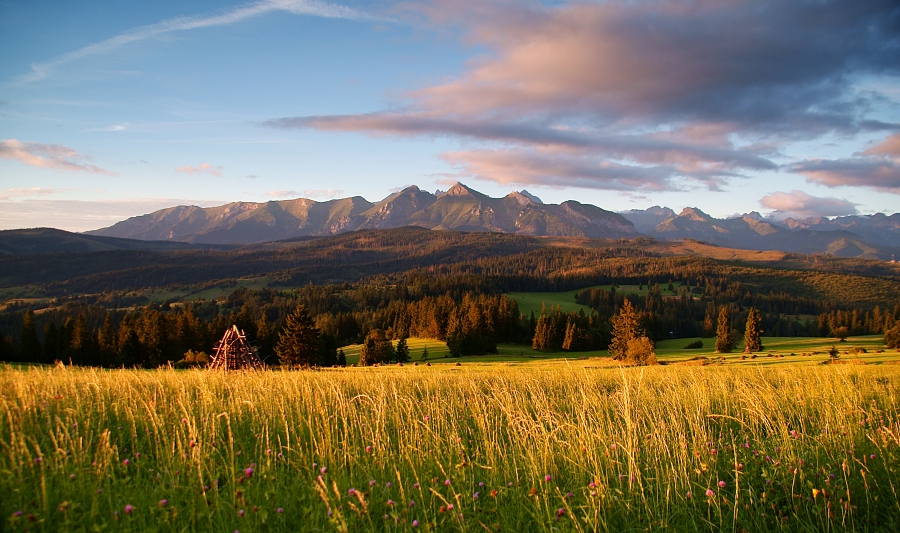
[443,182,479,197]
[679,207,711,221]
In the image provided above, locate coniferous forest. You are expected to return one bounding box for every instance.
[1,228,899,366]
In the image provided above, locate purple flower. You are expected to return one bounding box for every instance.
[566,492,574,499]
[13,511,23,517]
[238,509,245,517]
[385,482,391,488]
[473,492,480,500]
[544,475,552,482]
[320,467,327,475]
[123,459,130,466]
[158,500,168,507]
[718,480,726,488]
[444,479,451,486]
[705,489,715,497]
[412,519,419,527]
[478,481,484,487]
[244,467,253,478]
[413,482,419,489]
[447,504,454,510]
[870,454,876,459]
[387,500,395,506]
[277,508,284,514]
[369,480,376,486]
[124,504,134,515]
[348,488,357,496]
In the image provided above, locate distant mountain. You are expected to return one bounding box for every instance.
[0,228,225,256]
[619,207,900,260]
[88,184,639,244]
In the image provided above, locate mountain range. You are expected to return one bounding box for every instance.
[84,183,900,260]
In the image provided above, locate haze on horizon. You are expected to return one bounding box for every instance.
[1,0,898,233]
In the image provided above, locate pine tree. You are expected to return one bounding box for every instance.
[275,305,321,367]
[743,307,762,353]
[715,306,734,353]
[609,300,641,360]
[395,337,410,363]
[336,348,347,367]
[19,310,41,363]
[561,319,576,351]
[420,346,429,361]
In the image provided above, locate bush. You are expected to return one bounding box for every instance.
[885,324,900,349]
[625,337,657,366]
[683,339,703,349]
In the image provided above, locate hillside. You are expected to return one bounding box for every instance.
[0,228,225,255]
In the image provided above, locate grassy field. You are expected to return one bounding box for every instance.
[2,362,899,532]
[507,283,685,317]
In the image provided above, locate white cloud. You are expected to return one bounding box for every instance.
[15,0,377,83]
[0,198,227,232]
[0,187,77,201]
[176,162,224,176]
[0,139,113,174]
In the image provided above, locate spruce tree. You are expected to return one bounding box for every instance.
[19,310,41,363]
[609,300,641,360]
[395,337,410,363]
[336,348,347,367]
[743,307,762,353]
[360,329,393,366]
[715,306,734,353]
[275,305,321,367]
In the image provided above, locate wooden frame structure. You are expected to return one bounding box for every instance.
[209,325,265,371]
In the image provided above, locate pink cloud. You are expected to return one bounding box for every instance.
[176,162,224,176]
[759,190,858,218]
[0,138,113,174]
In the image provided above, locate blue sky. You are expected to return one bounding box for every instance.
[1,0,898,232]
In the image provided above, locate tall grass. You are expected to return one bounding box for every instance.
[1,363,898,531]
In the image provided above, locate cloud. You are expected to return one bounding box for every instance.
[789,133,900,192]
[264,189,342,198]
[0,198,226,232]
[16,0,376,83]
[760,190,859,218]
[439,149,677,191]
[0,139,114,174]
[176,162,224,176]
[0,187,77,201]
[268,0,900,193]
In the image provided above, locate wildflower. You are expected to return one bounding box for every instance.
[705,490,715,497]
[365,446,372,453]
[718,481,726,488]
[245,467,254,478]
[565,492,574,499]
[812,489,820,498]
[387,500,395,506]
[544,475,552,482]
[447,504,454,510]
[277,508,284,513]
[710,448,717,455]
[413,482,419,489]
[556,508,565,519]
[158,500,168,507]
[369,480,376,486]
[124,505,134,515]
[13,511,23,518]
[686,492,691,498]
[490,490,498,497]
[385,482,391,487]
[473,492,479,500]
[790,430,799,439]
[348,488,357,496]
[320,467,327,475]
[189,440,196,447]
[588,482,596,488]
[69,474,75,479]
[238,509,245,517]
[409,501,415,507]
[135,453,141,458]
[870,454,876,459]
[478,481,485,487]
[412,519,419,527]
[97,489,102,494]
[123,459,130,466]
[444,479,451,486]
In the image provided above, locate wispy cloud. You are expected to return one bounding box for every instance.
[16,0,375,83]
[264,189,342,198]
[760,190,858,218]
[176,162,224,176]
[790,133,900,193]
[0,187,78,201]
[0,139,113,174]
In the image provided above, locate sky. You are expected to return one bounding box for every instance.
[1,0,899,232]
